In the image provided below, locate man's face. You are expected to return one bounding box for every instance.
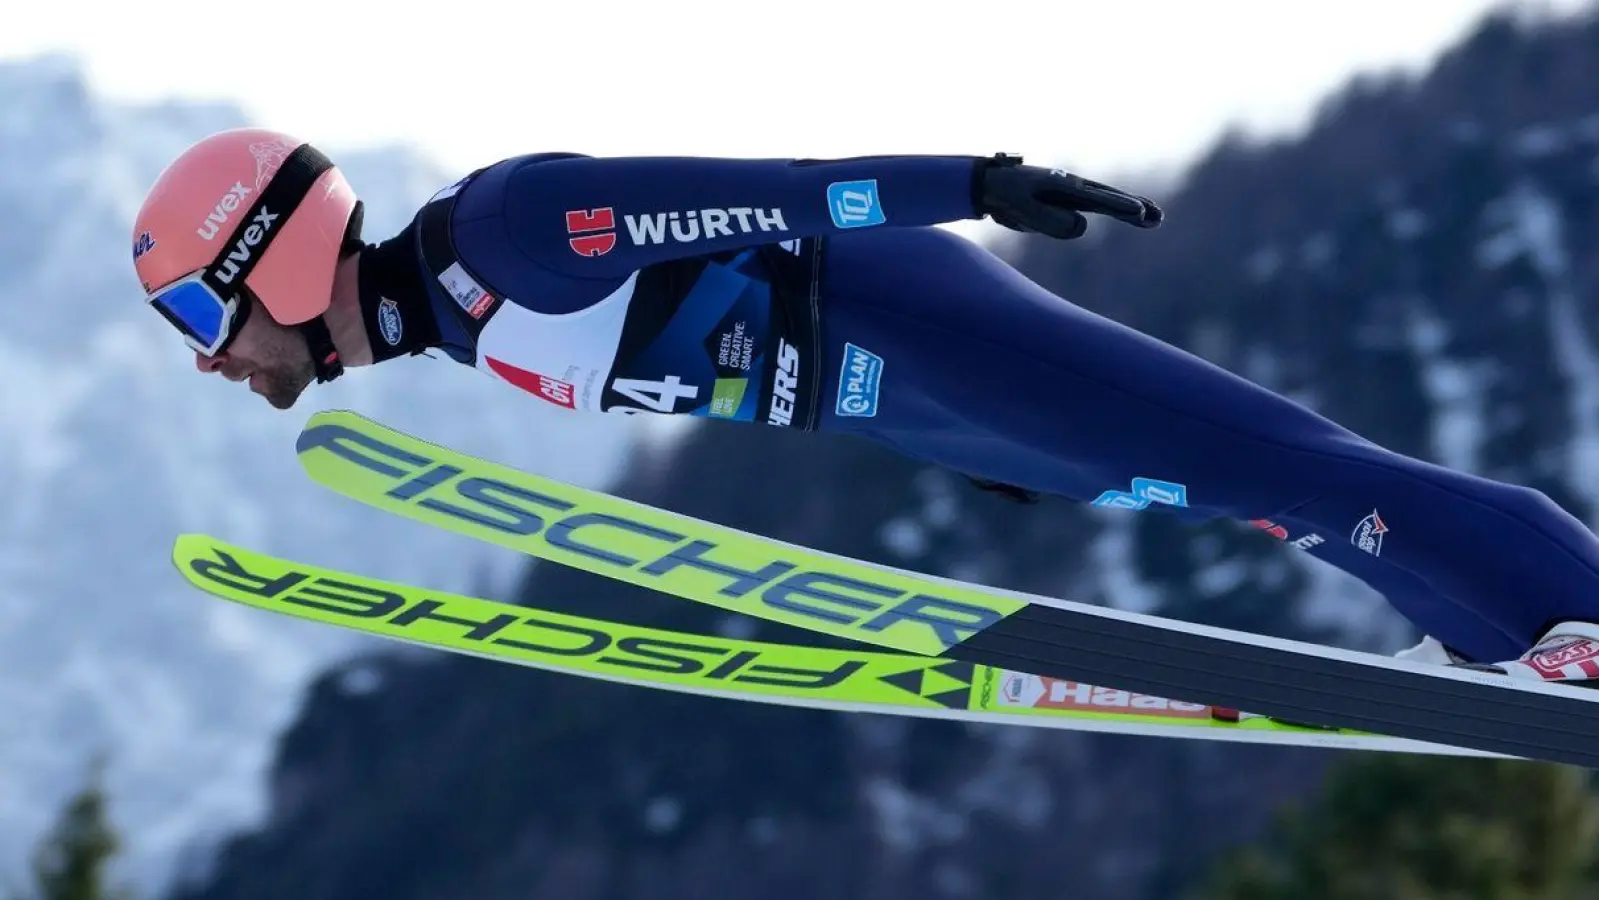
[193,297,313,410]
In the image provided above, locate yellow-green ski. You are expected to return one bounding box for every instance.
[170,532,1505,757]
[294,409,1025,657]
[290,408,1599,768]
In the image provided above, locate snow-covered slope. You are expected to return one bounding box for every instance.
[0,53,641,891]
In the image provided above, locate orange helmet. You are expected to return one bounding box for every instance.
[132,127,363,380]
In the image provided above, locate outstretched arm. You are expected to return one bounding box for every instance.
[506,153,986,276]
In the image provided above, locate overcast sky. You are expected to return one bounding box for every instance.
[5,0,1591,241]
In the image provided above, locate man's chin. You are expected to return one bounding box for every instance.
[263,391,299,411]
[249,374,307,410]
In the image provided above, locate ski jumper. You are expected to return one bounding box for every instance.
[378,151,1599,665]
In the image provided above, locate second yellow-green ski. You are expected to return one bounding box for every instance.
[170,532,1505,758]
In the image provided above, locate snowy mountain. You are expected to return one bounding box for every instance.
[150,8,1599,900]
[0,53,642,890]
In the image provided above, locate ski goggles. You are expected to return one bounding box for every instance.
[143,143,334,357]
[146,270,253,356]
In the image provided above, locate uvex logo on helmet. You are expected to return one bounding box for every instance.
[197,182,253,241]
[214,207,280,285]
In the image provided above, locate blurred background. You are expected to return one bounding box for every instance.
[7,1,1599,897]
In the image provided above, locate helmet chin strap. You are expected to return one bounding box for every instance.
[296,205,364,385]
[298,316,344,383]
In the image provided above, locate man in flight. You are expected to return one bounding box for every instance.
[130,127,1599,685]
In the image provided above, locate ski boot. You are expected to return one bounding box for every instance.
[1449,621,1599,687]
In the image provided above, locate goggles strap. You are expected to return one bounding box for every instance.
[228,287,253,347]
[198,144,333,356]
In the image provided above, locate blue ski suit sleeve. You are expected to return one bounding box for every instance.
[495,153,985,278]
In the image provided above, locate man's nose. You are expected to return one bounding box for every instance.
[195,351,224,373]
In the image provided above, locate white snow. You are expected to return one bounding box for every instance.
[1300,232,1337,268]
[1476,180,1567,276]
[1512,124,1569,158]
[643,796,683,833]
[1245,246,1283,283]
[1086,514,1163,614]
[860,776,968,853]
[1404,299,1492,474]
[1386,207,1429,240]
[1469,178,1599,523]
[880,516,930,559]
[1192,558,1250,596]
[0,54,640,895]
[1548,290,1599,523]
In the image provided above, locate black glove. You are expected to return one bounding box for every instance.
[976,153,1163,239]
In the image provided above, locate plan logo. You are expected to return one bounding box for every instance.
[835,343,883,417]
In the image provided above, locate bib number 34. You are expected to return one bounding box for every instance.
[610,375,700,414]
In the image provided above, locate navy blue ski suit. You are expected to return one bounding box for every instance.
[370,150,1599,665]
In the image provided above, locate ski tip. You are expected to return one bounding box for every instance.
[302,408,368,428]
[295,409,357,459]
[295,408,399,459]
[171,532,202,554]
[168,532,210,586]
[170,531,226,560]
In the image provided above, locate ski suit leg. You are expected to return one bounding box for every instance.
[813,226,1599,664]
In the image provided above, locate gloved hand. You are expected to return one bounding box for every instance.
[977,153,1163,239]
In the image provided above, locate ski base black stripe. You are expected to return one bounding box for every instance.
[949,608,1599,767]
